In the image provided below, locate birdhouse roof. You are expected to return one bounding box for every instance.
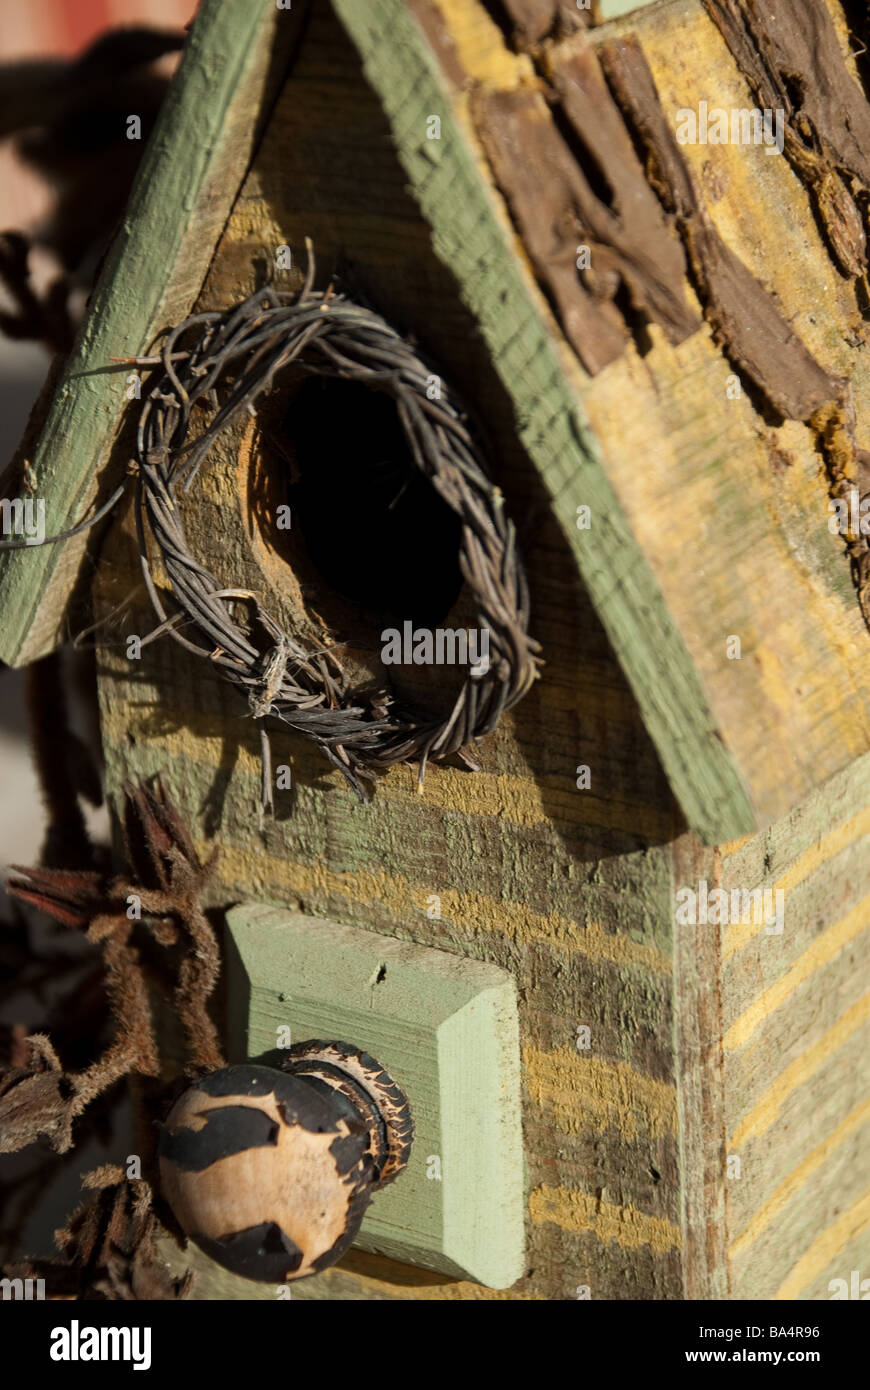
[3,0,870,847]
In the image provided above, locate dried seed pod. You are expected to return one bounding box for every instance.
[158,1046,412,1283]
[282,1039,414,1187]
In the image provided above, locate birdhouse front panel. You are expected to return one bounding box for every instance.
[1,0,870,1308]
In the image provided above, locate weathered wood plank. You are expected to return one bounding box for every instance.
[578,1,870,831]
[701,750,870,1298]
[671,830,728,1299]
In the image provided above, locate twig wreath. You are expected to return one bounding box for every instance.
[134,248,541,811]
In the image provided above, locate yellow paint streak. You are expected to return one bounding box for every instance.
[723,806,870,958]
[730,1096,870,1261]
[402,764,672,838]
[99,709,673,839]
[723,895,870,1051]
[750,643,803,745]
[430,0,535,90]
[530,1185,681,1254]
[205,839,671,973]
[774,1187,870,1300]
[523,1044,677,1142]
[729,994,870,1149]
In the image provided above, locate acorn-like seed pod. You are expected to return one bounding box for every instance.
[158,1043,413,1283]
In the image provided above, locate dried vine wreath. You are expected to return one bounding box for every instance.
[135,250,541,807]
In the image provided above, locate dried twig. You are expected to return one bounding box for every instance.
[9,1169,192,1300]
[1,778,223,1157]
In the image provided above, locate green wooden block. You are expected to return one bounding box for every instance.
[224,903,525,1289]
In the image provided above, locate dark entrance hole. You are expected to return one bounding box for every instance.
[282,376,463,627]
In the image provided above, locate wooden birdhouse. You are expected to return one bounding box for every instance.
[3,0,870,1302]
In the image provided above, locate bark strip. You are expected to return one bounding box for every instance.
[598,34,838,420]
[704,0,870,280]
[497,0,594,49]
[475,48,700,376]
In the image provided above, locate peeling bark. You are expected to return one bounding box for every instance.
[704,0,870,281]
[598,34,838,421]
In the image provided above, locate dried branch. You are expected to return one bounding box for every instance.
[8,1169,192,1300]
[1,778,224,1155]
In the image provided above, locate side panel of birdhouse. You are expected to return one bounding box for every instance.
[671,753,870,1301]
[717,755,870,1300]
[93,0,686,1301]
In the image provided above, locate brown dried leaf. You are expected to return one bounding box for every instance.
[15,1176,192,1301]
[0,1034,73,1153]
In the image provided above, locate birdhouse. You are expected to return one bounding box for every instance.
[2,0,870,1303]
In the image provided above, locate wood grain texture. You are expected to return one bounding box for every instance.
[717,753,870,1299]
[576,0,870,833]
[671,830,729,1300]
[596,31,837,419]
[704,0,870,281]
[668,752,870,1301]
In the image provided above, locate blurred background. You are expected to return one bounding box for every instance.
[0,0,193,862]
[0,0,192,1264]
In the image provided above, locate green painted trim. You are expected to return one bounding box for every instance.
[0,0,302,666]
[598,0,661,17]
[226,903,526,1290]
[332,0,754,845]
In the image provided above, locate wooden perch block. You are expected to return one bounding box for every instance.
[222,904,525,1290]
